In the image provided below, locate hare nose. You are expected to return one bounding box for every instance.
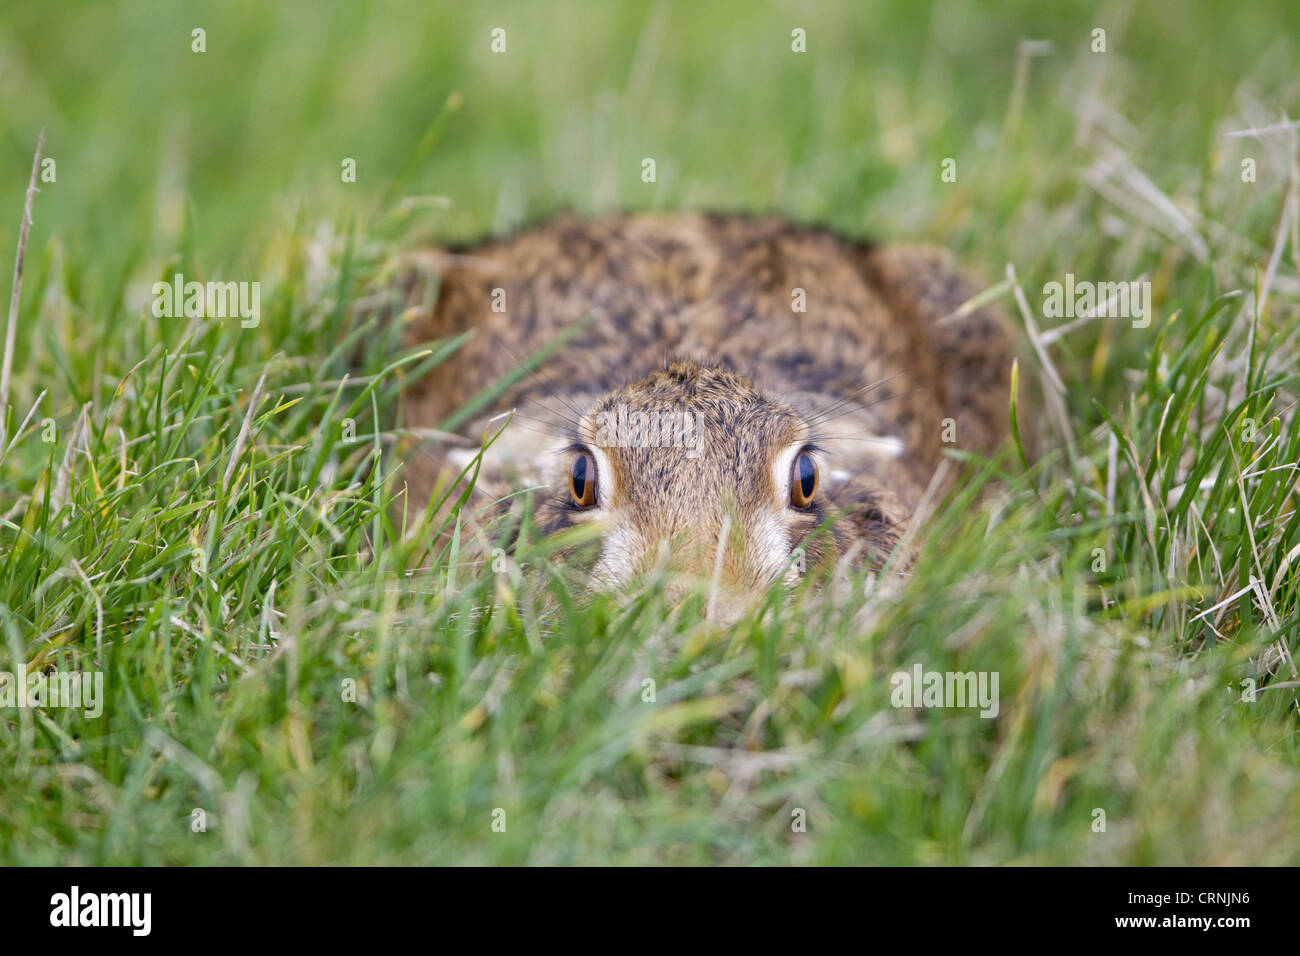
[658,515,756,622]
[662,574,750,625]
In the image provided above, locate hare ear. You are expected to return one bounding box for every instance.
[834,484,902,568]
[446,416,562,492]
[785,390,906,478]
[857,244,1019,459]
[832,478,902,530]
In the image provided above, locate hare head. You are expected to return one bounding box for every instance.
[469,359,903,624]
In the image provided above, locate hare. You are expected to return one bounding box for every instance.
[396,212,1017,621]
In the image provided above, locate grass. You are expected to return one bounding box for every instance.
[2,0,1300,864]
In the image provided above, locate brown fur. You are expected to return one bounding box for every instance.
[395,212,1017,617]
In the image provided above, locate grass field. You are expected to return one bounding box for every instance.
[2,0,1300,864]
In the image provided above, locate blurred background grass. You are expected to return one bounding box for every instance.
[4,0,1298,278]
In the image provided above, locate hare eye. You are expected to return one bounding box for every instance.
[790,451,818,508]
[569,452,597,508]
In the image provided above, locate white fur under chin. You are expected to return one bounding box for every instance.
[592,521,645,588]
[749,510,797,587]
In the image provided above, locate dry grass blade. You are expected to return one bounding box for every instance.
[0,128,45,452]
